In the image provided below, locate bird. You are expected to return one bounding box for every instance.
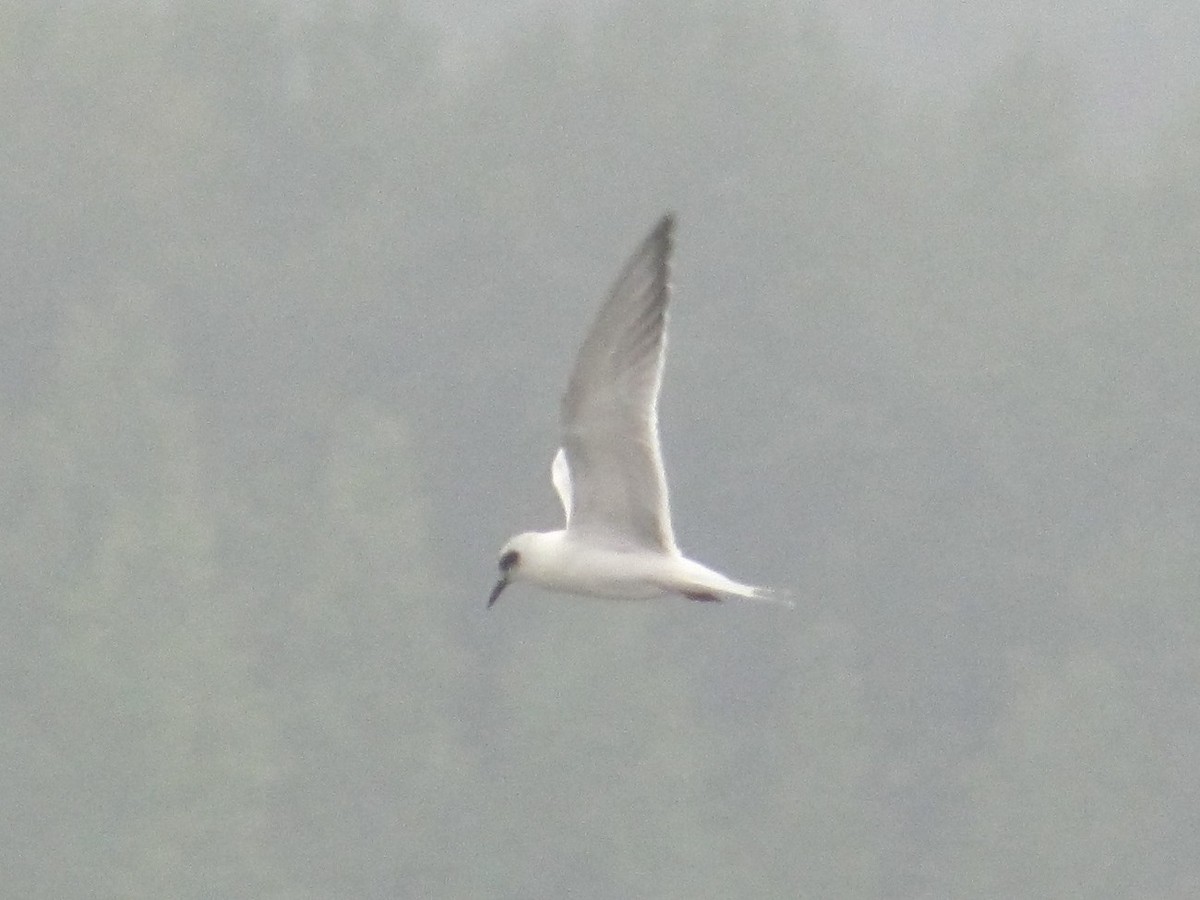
[488,214,784,608]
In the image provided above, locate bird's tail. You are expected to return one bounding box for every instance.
[677,558,794,608]
[742,585,795,608]
[716,576,794,608]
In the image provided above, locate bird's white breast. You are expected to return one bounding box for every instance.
[520,531,676,600]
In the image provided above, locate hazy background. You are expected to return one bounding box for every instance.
[3,1,1198,897]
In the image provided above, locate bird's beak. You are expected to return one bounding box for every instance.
[487,576,509,608]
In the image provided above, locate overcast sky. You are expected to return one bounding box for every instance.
[407,0,1198,172]
[8,3,1199,895]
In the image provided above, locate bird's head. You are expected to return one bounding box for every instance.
[487,532,535,608]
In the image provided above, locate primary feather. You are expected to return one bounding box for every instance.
[559,214,676,553]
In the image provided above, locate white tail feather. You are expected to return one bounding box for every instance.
[743,586,795,608]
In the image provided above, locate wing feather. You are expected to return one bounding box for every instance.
[559,214,677,552]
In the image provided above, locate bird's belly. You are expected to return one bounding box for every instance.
[547,569,667,600]
[537,547,673,600]
[577,577,668,601]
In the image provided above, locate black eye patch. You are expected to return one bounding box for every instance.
[499,550,520,572]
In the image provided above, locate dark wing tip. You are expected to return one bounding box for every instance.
[654,213,675,245]
[646,213,674,294]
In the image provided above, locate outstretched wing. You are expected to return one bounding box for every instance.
[559,214,677,553]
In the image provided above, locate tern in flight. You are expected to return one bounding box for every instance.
[488,214,784,608]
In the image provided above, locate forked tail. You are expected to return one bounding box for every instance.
[699,581,794,608]
[743,585,795,608]
[673,557,794,608]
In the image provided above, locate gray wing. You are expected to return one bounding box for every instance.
[559,214,677,553]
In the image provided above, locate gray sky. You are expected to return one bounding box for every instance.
[5,2,1198,896]
[409,0,1199,173]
